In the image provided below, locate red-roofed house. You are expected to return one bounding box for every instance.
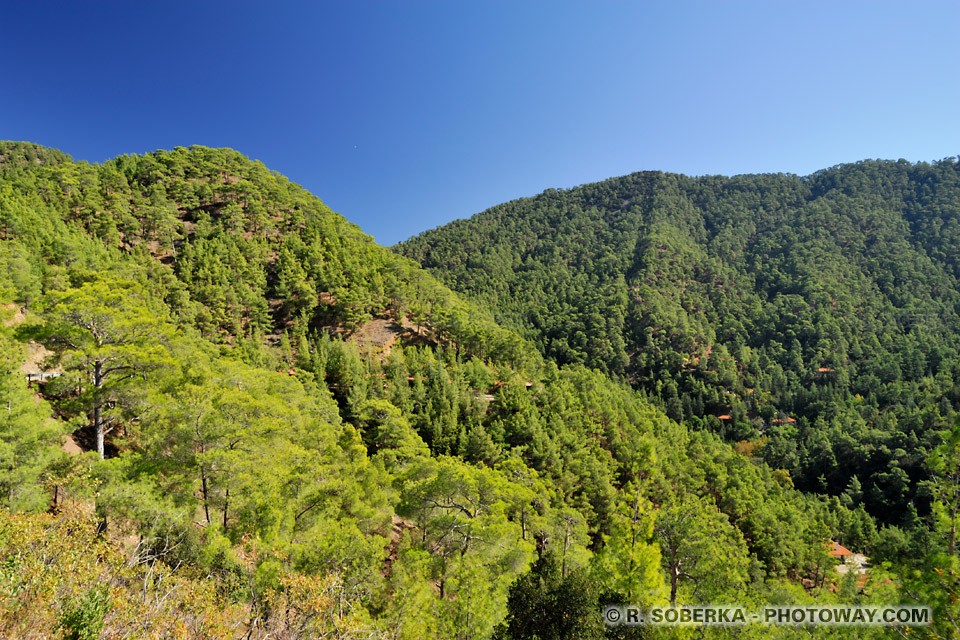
[828,540,853,561]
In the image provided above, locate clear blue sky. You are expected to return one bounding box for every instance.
[2,1,957,245]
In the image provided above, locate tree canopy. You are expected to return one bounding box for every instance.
[0,141,952,638]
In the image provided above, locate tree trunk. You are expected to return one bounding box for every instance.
[201,466,211,525]
[670,568,679,606]
[94,405,104,459]
[93,360,105,459]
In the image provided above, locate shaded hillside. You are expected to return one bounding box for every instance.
[398,159,960,518]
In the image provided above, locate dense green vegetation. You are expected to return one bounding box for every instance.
[0,141,956,638]
[399,161,960,525]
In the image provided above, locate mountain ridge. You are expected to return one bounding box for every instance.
[398,157,960,522]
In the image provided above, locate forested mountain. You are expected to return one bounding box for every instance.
[398,160,960,525]
[0,141,956,638]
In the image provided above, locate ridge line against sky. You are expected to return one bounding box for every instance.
[2,1,957,245]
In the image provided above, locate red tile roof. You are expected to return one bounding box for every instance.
[827,540,853,557]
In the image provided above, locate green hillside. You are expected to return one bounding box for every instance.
[398,160,960,523]
[0,142,955,638]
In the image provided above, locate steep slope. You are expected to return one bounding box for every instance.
[398,159,960,519]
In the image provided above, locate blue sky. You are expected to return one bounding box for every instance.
[2,1,957,245]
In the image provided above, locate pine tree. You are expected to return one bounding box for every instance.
[29,278,172,459]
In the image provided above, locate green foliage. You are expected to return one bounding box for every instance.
[57,584,109,640]
[27,277,173,458]
[0,141,940,638]
[654,493,750,605]
[399,159,960,526]
[493,553,615,640]
[0,333,65,511]
[928,418,960,556]
[0,273,66,511]
[592,486,665,605]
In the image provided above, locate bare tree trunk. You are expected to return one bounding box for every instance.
[94,405,104,459]
[94,360,105,459]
